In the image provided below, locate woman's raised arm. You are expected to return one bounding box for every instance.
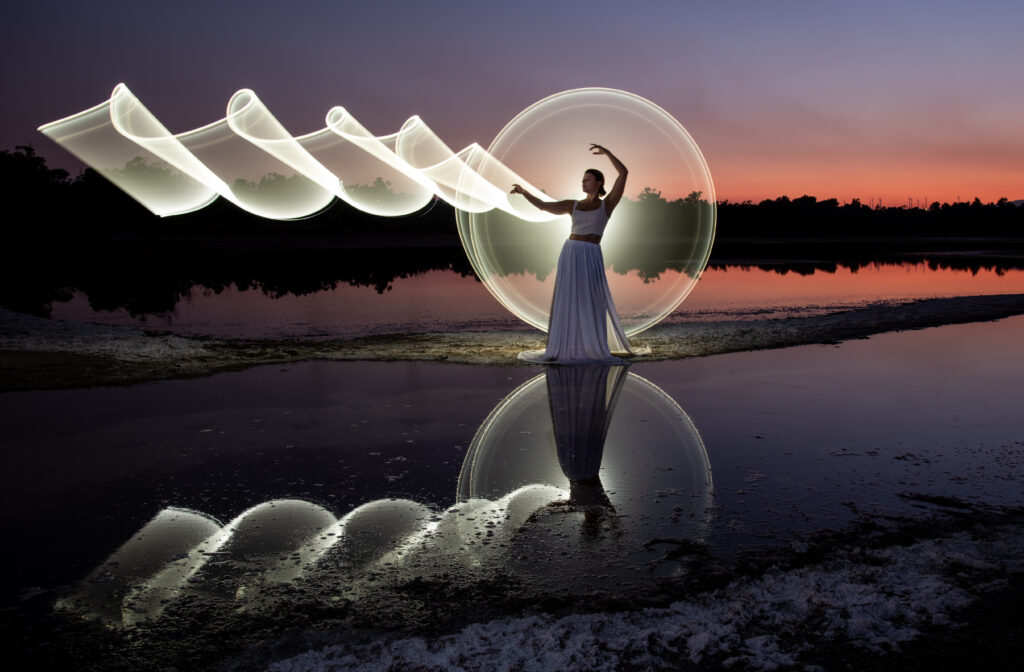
[590,144,628,215]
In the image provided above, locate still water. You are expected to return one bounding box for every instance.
[2,315,1022,617]
[3,258,1024,669]
[48,262,1024,339]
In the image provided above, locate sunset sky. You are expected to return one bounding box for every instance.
[2,0,1021,205]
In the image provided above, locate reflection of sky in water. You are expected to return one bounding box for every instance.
[46,262,1024,340]
[645,316,1024,541]
[2,317,1024,621]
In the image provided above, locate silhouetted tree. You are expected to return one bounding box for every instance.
[2,146,1023,319]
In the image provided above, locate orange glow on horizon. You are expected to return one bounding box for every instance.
[709,155,1022,206]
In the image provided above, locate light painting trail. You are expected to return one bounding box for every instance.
[39,87,716,335]
[37,83,558,220]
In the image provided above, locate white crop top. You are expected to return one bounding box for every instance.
[570,200,610,237]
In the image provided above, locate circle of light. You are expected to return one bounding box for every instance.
[455,88,716,335]
[456,371,713,526]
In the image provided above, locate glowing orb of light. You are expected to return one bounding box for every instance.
[455,88,716,335]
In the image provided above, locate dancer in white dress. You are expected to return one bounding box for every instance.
[511,144,649,364]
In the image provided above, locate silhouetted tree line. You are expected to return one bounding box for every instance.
[3,145,1023,318]
[0,145,457,238]
[716,194,1024,238]
[0,146,478,316]
[4,146,1022,239]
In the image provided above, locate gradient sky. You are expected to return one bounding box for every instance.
[2,0,1021,205]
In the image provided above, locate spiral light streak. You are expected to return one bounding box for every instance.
[38,83,558,221]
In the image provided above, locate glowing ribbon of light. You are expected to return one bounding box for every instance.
[60,490,566,627]
[38,83,559,221]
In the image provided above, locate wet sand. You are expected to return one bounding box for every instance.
[12,503,1024,671]
[3,293,1024,391]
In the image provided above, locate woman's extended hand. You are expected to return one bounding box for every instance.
[508,184,574,215]
[589,143,609,155]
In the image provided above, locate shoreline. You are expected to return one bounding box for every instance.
[13,504,1024,671]
[3,292,1024,392]
[4,295,1024,670]
[261,507,1024,672]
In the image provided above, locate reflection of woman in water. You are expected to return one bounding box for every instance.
[511,145,648,364]
[540,364,628,537]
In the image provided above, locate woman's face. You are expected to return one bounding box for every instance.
[582,172,602,195]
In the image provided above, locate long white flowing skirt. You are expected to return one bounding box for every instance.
[519,240,650,364]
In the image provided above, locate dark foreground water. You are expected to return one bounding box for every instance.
[1,316,1022,670]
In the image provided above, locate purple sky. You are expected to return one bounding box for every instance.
[2,0,1021,203]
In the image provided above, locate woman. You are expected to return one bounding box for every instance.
[511,144,648,363]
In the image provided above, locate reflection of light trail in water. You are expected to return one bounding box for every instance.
[38,84,560,221]
[59,371,711,628]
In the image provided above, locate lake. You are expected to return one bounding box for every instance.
[44,260,1024,339]
[1,259,1023,670]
